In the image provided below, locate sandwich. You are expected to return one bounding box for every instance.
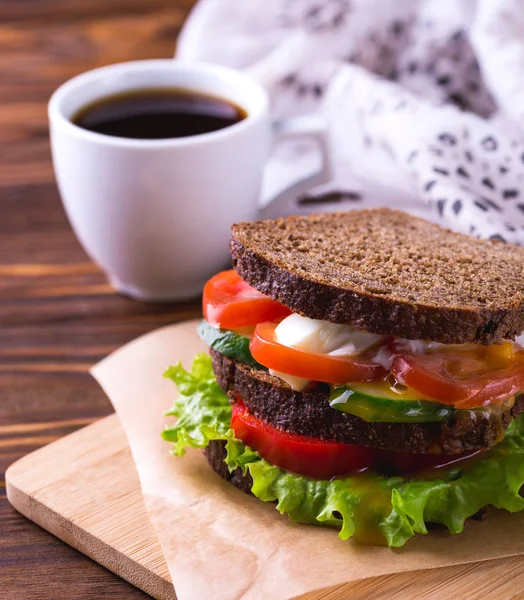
[162,208,524,547]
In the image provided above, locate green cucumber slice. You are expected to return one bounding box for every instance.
[197,320,265,369]
[330,383,455,423]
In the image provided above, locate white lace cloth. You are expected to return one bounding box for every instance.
[177,0,524,244]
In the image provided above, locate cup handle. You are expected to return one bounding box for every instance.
[259,114,332,219]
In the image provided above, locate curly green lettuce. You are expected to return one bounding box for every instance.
[162,354,524,547]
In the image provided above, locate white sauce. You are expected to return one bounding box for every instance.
[371,345,395,370]
[274,314,384,357]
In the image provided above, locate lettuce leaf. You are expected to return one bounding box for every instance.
[163,355,524,547]
[161,354,232,456]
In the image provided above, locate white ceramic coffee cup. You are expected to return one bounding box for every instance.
[49,60,330,301]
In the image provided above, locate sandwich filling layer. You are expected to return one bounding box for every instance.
[201,270,524,421]
[209,349,524,455]
[162,354,524,547]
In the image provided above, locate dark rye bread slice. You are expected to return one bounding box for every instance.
[211,349,524,455]
[205,440,254,495]
[230,208,524,344]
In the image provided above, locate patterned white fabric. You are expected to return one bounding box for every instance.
[178,0,524,244]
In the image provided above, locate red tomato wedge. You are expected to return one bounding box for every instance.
[391,346,524,408]
[203,270,291,329]
[249,321,386,384]
[231,401,479,479]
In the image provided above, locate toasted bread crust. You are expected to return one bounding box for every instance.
[231,209,524,344]
[211,349,524,455]
[204,440,254,494]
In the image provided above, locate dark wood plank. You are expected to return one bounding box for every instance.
[2,0,195,23]
[0,8,187,103]
[1,508,151,600]
[0,1,199,598]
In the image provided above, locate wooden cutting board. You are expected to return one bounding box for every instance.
[6,414,524,600]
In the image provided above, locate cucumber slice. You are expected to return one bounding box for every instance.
[198,320,265,369]
[329,383,455,423]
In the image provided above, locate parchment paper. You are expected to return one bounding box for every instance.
[91,320,524,600]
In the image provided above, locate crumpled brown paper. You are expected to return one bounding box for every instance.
[91,319,524,600]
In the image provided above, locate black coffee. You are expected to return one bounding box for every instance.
[72,87,247,140]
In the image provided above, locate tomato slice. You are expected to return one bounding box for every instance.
[232,401,373,478]
[391,346,524,408]
[203,270,291,329]
[250,321,385,384]
[231,401,479,479]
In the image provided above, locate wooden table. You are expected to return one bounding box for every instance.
[1,2,197,598]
